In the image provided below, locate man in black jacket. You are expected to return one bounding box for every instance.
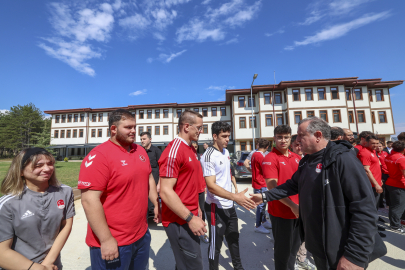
[250,117,385,270]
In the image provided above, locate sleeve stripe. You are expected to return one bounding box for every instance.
[204,148,215,176]
[0,196,14,211]
[167,138,182,178]
[0,195,12,204]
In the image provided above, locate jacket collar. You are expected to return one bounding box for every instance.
[323,140,354,168]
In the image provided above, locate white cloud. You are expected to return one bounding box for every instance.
[224,37,238,44]
[329,0,373,15]
[129,89,147,96]
[147,57,154,63]
[119,13,150,29]
[206,0,244,21]
[286,11,390,50]
[202,0,212,4]
[158,49,187,63]
[207,85,235,91]
[150,8,177,30]
[0,109,9,114]
[265,28,285,37]
[176,19,225,43]
[299,10,324,26]
[224,1,261,26]
[153,32,166,41]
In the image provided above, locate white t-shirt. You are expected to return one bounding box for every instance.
[201,146,233,209]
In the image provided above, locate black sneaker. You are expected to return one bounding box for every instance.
[389,226,405,233]
[378,232,387,238]
[377,226,385,231]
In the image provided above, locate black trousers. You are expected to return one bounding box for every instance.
[269,214,301,270]
[372,187,380,210]
[199,192,206,222]
[386,185,405,229]
[379,174,389,208]
[313,256,335,270]
[205,203,244,270]
[164,222,203,270]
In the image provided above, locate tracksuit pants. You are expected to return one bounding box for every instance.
[199,192,206,222]
[386,185,405,229]
[269,214,301,270]
[205,203,244,270]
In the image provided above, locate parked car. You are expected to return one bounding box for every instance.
[233,151,252,180]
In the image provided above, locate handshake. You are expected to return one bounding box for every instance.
[232,188,265,210]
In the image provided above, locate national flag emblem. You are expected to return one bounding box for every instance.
[316,163,322,173]
[139,155,146,162]
[57,200,65,209]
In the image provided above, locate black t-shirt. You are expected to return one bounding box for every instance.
[145,145,162,184]
[299,148,325,259]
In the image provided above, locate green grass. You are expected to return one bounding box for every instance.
[0,161,81,196]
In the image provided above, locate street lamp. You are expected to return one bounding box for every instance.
[250,74,258,150]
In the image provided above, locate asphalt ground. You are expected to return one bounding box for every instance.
[61,180,405,270]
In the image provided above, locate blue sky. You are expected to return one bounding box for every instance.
[0,0,404,134]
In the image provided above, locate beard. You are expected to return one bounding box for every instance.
[116,130,134,145]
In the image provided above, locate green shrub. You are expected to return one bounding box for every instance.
[64,157,69,162]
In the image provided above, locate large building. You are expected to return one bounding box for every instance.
[44,77,403,158]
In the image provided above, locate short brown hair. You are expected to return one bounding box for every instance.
[178,110,203,127]
[108,109,135,129]
[359,131,373,139]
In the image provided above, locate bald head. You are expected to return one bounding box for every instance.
[343,128,355,143]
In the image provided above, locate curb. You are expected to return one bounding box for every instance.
[72,187,81,201]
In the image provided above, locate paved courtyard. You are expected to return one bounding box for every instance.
[61,180,405,270]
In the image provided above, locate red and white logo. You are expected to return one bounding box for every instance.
[316,163,323,173]
[139,155,146,162]
[78,181,91,187]
[295,158,300,164]
[57,200,65,210]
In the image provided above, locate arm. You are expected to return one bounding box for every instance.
[81,189,118,261]
[266,178,299,218]
[205,175,255,210]
[363,165,383,193]
[244,158,252,172]
[41,217,73,267]
[148,173,161,223]
[231,176,238,193]
[159,177,206,235]
[0,239,52,270]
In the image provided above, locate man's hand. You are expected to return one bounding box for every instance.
[337,256,363,270]
[153,205,162,224]
[100,236,119,261]
[249,193,263,205]
[188,215,207,236]
[40,263,57,270]
[375,185,383,194]
[290,203,299,218]
[233,188,256,210]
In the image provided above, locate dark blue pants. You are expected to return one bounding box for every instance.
[90,230,151,270]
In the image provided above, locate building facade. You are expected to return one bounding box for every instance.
[44,77,402,158]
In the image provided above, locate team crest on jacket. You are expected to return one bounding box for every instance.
[295,158,300,164]
[57,200,65,209]
[139,155,146,162]
[316,163,322,173]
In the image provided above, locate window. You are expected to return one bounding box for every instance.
[90,129,95,137]
[305,88,313,101]
[67,114,72,123]
[74,114,78,122]
[139,110,144,119]
[55,115,60,123]
[276,114,283,125]
[98,113,103,122]
[372,112,376,124]
[177,109,182,118]
[155,109,160,119]
[307,111,315,118]
[211,107,217,116]
[333,110,341,123]
[139,126,144,134]
[249,141,254,151]
[163,109,169,118]
[147,126,152,134]
[66,130,71,138]
[348,111,354,123]
[376,90,384,101]
[275,93,282,104]
[239,117,246,128]
[346,89,351,100]
[147,110,152,119]
[73,129,77,138]
[240,142,247,151]
[238,96,245,107]
[107,129,110,137]
[80,114,85,122]
[331,87,339,99]
[194,108,199,113]
[203,125,208,134]
[379,111,387,123]
[318,88,326,100]
[357,111,365,123]
[368,90,373,102]
[163,126,168,135]
[248,97,255,107]
[294,112,302,124]
[202,108,208,117]
[249,116,257,128]
[155,126,160,135]
[61,130,65,138]
[92,114,96,122]
[98,129,102,137]
[220,107,226,116]
[320,110,328,122]
[54,130,59,138]
[264,93,271,104]
[292,89,300,101]
[79,129,84,137]
[61,115,66,123]
[354,88,362,100]
[265,114,273,126]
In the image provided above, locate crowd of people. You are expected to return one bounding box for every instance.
[0,108,404,270]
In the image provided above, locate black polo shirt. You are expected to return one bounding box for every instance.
[145,144,162,183]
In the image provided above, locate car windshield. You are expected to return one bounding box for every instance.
[240,153,250,161]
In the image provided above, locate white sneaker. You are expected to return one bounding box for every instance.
[262,220,272,229]
[254,225,270,234]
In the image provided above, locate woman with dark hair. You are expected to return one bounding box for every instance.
[0,148,75,270]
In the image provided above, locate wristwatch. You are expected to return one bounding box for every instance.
[261,191,267,203]
[185,212,194,222]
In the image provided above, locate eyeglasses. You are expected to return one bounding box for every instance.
[191,125,203,132]
[275,136,291,141]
